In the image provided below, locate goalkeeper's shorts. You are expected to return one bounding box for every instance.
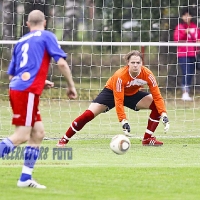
[93,88,149,112]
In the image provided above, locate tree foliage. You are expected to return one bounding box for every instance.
[94,0,199,44]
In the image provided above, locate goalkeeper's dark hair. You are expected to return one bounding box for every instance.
[124,50,143,63]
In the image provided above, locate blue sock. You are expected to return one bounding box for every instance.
[20,146,40,181]
[0,138,15,158]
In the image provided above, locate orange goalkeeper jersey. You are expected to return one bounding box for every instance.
[105,65,166,121]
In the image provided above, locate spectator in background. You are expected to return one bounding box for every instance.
[173,7,200,101]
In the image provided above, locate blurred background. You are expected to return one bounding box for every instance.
[1,0,200,100]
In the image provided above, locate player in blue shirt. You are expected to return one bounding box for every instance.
[0,10,77,189]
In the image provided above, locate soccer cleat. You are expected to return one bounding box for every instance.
[142,136,163,146]
[17,179,46,189]
[57,137,68,147]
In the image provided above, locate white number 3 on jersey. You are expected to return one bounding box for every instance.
[20,43,29,68]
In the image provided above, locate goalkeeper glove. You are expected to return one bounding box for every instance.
[121,119,131,136]
[161,113,170,133]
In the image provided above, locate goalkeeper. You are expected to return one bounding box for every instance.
[57,50,169,147]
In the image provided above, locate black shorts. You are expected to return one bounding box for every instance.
[93,88,149,112]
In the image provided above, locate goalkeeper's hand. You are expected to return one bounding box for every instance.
[121,119,131,137]
[161,113,170,133]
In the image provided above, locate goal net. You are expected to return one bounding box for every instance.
[1,0,200,141]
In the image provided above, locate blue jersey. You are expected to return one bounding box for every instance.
[7,30,67,95]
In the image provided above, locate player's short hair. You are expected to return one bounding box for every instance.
[124,50,143,62]
[28,10,45,25]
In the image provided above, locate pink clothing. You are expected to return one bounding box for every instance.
[173,22,200,57]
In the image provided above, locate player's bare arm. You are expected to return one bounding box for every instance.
[57,57,77,99]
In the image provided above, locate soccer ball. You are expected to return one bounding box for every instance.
[110,134,131,155]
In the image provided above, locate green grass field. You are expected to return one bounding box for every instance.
[1,99,200,199]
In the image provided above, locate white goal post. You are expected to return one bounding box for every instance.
[1,40,200,46]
